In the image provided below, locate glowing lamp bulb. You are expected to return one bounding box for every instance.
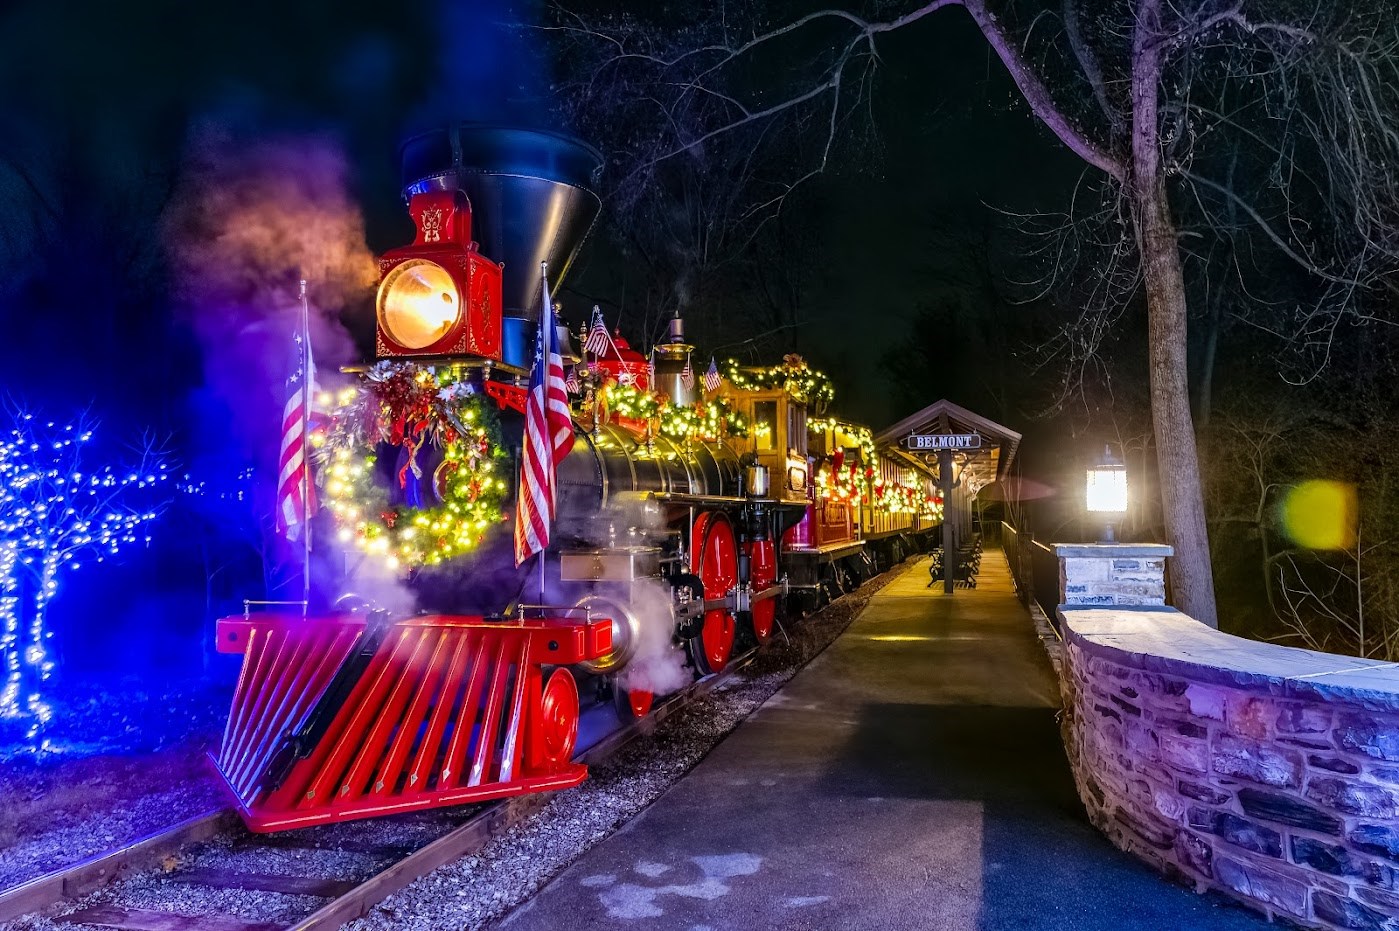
[377,259,463,350]
[1086,446,1128,515]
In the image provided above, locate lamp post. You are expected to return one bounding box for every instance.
[1086,444,1128,543]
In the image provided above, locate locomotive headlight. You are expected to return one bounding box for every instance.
[377,259,462,350]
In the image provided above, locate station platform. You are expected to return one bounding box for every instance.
[500,551,1267,931]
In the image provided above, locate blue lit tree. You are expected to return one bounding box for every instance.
[0,411,170,744]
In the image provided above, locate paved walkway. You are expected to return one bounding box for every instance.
[501,551,1267,930]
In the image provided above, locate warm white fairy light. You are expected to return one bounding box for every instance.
[0,414,169,739]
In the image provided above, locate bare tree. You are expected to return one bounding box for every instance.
[551,0,1399,627]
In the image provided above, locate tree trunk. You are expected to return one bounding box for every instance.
[1133,0,1219,627]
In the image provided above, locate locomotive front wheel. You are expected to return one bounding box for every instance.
[689,511,738,675]
[538,668,581,765]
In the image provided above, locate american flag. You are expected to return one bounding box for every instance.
[276,328,318,542]
[680,355,694,391]
[564,367,581,395]
[703,357,722,392]
[514,273,574,566]
[582,306,613,357]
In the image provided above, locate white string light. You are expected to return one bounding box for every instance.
[0,414,169,740]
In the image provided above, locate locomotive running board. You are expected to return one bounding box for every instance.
[212,612,612,832]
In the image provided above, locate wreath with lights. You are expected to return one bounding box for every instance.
[319,362,510,568]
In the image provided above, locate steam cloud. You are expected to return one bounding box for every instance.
[163,124,385,604]
[163,126,376,467]
[616,578,692,698]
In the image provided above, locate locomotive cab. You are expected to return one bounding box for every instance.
[727,386,809,504]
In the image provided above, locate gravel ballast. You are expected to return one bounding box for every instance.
[347,560,914,931]
[1,559,914,931]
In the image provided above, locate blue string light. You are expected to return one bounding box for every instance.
[0,413,170,741]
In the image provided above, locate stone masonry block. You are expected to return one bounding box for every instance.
[1336,713,1399,762]
[1309,755,1362,775]
[1313,890,1392,930]
[1291,837,1365,878]
[1189,807,1283,858]
[1238,788,1342,835]
[1185,684,1226,721]
[1161,733,1209,774]
[1215,857,1309,918]
[1371,767,1399,786]
[1276,703,1331,735]
[1179,780,1231,805]
[1212,735,1303,788]
[1093,581,1161,598]
[1306,777,1398,818]
[1063,557,1111,583]
[1175,829,1215,879]
[1350,823,1399,861]
[1226,694,1274,741]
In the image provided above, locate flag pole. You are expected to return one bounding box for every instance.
[538,262,549,606]
[299,278,312,618]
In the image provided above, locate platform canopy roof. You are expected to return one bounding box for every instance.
[874,399,1022,496]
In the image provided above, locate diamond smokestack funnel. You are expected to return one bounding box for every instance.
[399,124,604,370]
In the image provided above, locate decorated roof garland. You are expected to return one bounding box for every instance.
[810,417,941,519]
[721,354,835,411]
[658,395,748,442]
[808,418,876,467]
[318,363,510,568]
[585,374,748,443]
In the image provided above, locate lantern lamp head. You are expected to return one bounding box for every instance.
[1086,444,1128,542]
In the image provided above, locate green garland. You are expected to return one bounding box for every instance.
[722,353,836,410]
[659,396,749,442]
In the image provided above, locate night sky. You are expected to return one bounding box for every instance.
[0,0,1079,432]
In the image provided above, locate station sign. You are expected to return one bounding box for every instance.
[905,433,981,451]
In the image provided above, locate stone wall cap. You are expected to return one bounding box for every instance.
[1062,607,1399,711]
[1052,543,1174,558]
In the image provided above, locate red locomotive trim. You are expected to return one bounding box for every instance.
[484,381,529,414]
[213,613,611,832]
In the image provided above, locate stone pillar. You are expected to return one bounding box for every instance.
[1053,543,1172,607]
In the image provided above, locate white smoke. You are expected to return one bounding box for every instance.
[333,551,419,618]
[615,577,691,697]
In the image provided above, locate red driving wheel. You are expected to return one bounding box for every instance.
[538,668,580,765]
[690,512,738,674]
[746,539,777,644]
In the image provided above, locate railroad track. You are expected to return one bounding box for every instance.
[0,650,757,931]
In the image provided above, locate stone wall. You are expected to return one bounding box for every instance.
[1062,606,1399,930]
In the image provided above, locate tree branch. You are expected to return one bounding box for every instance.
[962,0,1125,181]
[1063,0,1122,137]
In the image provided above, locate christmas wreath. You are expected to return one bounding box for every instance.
[320,363,511,568]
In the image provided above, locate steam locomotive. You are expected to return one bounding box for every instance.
[212,126,938,832]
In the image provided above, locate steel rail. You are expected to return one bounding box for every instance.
[0,651,758,930]
[0,807,237,922]
[285,649,758,930]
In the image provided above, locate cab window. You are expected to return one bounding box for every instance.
[754,400,778,451]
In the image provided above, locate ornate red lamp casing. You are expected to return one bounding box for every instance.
[376,190,504,361]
